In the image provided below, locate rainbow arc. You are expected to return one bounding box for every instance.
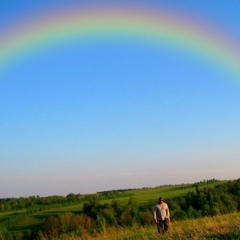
[0,5,239,78]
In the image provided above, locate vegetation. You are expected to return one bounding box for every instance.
[0,178,239,239]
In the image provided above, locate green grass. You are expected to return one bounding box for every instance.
[8,216,42,231]
[96,212,240,239]
[2,181,227,236]
[49,212,240,239]
[130,184,193,208]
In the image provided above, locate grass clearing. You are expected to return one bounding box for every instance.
[77,212,240,240]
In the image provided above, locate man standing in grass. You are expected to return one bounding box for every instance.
[153,197,170,234]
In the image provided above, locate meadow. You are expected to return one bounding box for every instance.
[55,212,240,239]
[0,182,214,231]
[0,179,239,239]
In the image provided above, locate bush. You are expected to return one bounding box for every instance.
[140,211,153,226]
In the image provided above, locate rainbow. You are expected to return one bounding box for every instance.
[0,4,240,78]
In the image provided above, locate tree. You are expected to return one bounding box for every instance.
[44,216,59,239]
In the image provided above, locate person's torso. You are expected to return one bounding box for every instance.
[155,203,168,220]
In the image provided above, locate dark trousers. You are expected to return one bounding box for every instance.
[157,219,169,233]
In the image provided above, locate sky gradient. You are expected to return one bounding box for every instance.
[0,0,240,198]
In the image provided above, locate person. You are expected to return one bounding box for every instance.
[153,197,170,234]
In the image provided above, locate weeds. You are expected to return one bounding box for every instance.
[53,212,240,240]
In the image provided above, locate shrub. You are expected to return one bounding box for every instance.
[140,211,153,226]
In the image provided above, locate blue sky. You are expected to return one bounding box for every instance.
[0,0,240,197]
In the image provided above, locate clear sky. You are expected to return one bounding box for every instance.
[0,0,240,198]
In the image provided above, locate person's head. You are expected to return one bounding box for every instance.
[159,197,164,203]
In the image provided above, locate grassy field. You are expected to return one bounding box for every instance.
[0,180,230,237]
[41,212,240,239]
[114,212,240,239]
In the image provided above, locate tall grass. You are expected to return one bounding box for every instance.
[53,212,240,240]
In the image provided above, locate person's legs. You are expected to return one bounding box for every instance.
[164,219,169,232]
[157,220,164,233]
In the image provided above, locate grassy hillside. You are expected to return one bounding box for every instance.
[0,179,237,239]
[94,212,240,240]
[32,212,239,239]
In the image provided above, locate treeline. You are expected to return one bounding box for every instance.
[169,178,240,219]
[0,191,134,213]
[0,180,220,212]
[191,178,221,187]
[0,194,79,212]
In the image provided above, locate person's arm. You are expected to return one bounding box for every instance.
[153,206,158,223]
[166,204,170,221]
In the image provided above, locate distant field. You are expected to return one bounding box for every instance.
[97,181,223,209]
[1,181,227,236]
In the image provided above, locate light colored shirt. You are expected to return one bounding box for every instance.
[153,202,170,220]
